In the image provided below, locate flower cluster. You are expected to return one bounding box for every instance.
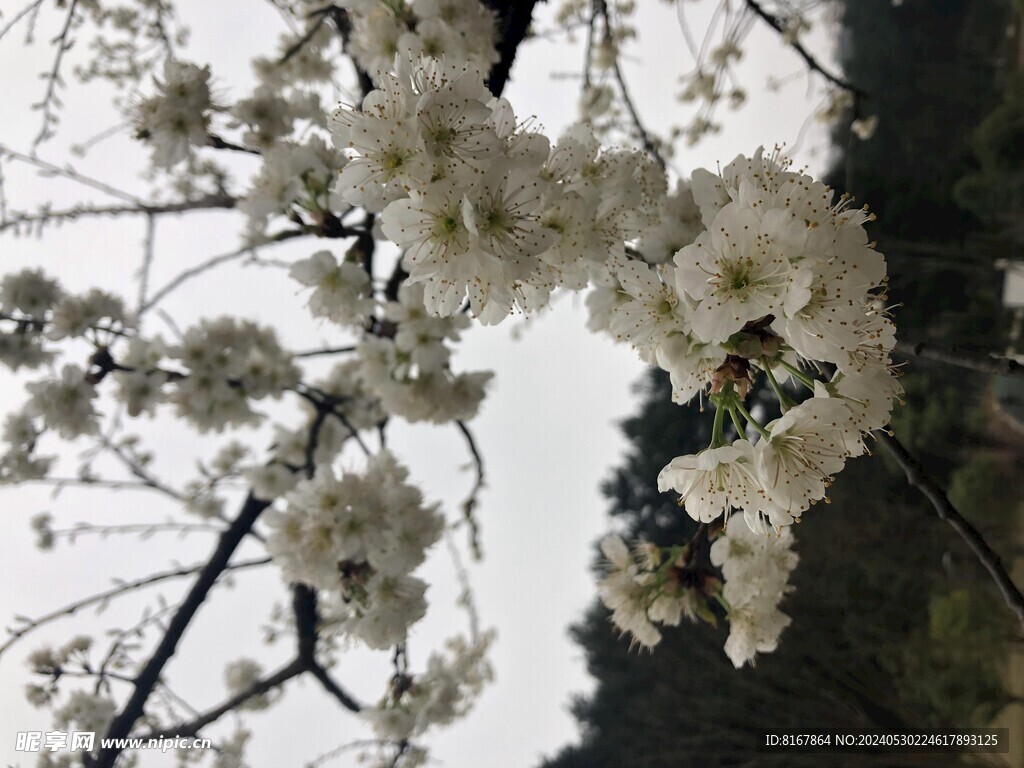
[132,60,213,169]
[266,451,444,648]
[241,137,347,238]
[360,631,495,741]
[0,269,128,372]
[597,521,797,666]
[596,534,719,650]
[223,658,274,710]
[25,365,100,440]
[333,59,664,323]
[167,317,300,432]
[340,0,500,80]
[53,690,117,739]
[581,148,897,663]
[350,285,488,423]
[0,269,61,371]
[257,360,387,488]
[289,248,375,326]
[710,516,798,667]
[594,148,903,532]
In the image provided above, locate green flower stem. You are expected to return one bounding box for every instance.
[728,406,747,439]
[734,399,771,441]
[762,361,797,411]
[714,592,731,614]
[710,401,727,448]
[778,359,818,390]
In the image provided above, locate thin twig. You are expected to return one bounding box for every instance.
[329,406,371,456]
[743,0,867,98]
[50,521,225,541]
[0,153,8,224]
[149,0,177,58]
[33,0,80,149]
[136,213,156,322]
[24,476,183,495]
[0,0,45,43]
[279,12,328,64]
[0,144,141,204]
[875,429,1024,631]
[582,2,596,89]
[100,436,184,502]
[0,194,236,234]
[454,420,485,560]
[304,739,386,768]
[594,0,667,171]
[70,121,129,156]
[894,340,1024,380]
[139,231,304,315]
[444,529,481,643]
[293,345,357,359]
[0,557,270,659]
[207,134,261,155]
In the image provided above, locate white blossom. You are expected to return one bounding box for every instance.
[754,396,853,523]
[290,250,375,327]
[658,440,768,525]
[674,202,811,344]
[0,269,63,318]
[47,289,128,341]
[168,318,299,432]
[25,365,99,439]
[133,60,213,169]
[224,659,271,710]
[266,451,443,647]
[710,516,798,667]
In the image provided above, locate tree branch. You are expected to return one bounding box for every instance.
[874,429,1024,631]
[293,584,362,712]
[307,661,363,713]
[207,134,261,155]
[88,493,271,768]
[142,657,305,739]
[293,345,357,359]
[99,436,185,502]
[279,11,329,65]
[894,339,1024,380]
[744,0,867,99]
[327,6,376,101]
[482,0,541,98]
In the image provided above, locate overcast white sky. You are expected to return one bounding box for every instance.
[0,2,836,766]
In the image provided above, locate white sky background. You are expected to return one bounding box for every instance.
[0,2,838,766]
